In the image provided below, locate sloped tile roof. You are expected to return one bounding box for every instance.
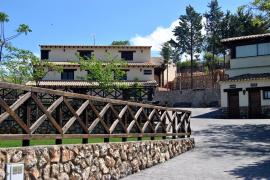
[26,80,158,87]
[226,73,270,82]
[40,45,151,48]
[49,61,159,67]
[221,33,270,43]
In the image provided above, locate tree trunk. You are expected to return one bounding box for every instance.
[0,44,3,62]
[167,63,169,91]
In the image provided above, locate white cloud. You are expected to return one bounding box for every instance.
[130,18,206,53]
[130,20,179,51]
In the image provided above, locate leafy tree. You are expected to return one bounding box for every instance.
[250,0,270,29]
[78,54,127,90]
[170,5,203,89]
[0,12,32,61]
[204,0,223,68]
[0,46,62,85]
[160,42,173,89]
[111,40,130,45]
[203,52,223,71]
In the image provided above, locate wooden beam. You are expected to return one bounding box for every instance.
[62,98,89,134]
[31,94,63,134]
[0,97,30,134]
[0,92,31,123]
[30,96,63,133]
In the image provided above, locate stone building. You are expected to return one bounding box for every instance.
[220,33,270,118]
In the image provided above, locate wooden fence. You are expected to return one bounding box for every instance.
[0,82,191,146]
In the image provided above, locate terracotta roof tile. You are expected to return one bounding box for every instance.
[40,45,151,48]
[49,61,159,67]
[221,33,270,43]
[225,73,270,82]
[26,80,157,87]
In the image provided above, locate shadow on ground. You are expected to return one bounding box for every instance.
[227,159,270,180]
[194,123,270,179]
[192,109,225,119]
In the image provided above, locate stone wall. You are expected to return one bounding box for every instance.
[0,138,194,180]
[154,88,220,107]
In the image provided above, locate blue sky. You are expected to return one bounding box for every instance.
[2,0,250,56]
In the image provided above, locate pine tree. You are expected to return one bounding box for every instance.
[170,5,203,89]
[204,0,223,87]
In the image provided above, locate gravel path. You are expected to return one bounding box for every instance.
[124,108,270,180]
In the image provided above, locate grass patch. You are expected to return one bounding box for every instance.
[0,137,167,148]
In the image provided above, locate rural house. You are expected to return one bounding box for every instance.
[27,45,166,101]
[220,33,270,118]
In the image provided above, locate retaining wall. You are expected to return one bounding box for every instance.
[154,89,220,107]
[0,138,194,180]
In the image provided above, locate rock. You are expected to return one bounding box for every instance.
[29,167,40,179]
[103,174,111,180]
[131,159,140,172]
[70,172,81,180]
[24,154,37,170]
[120,151,127,161]
[99,158,109,174]
[105,156,115,168]
[90,165,97,172]
[42,164,50,179]
[165,152,170,160]
[58,172,69,180]
[49,146,60,163]
[51,164,60,177]
[38,157,47,168]
[11,151,22,163]
[99,145,108,157]
[63,163,71,173]
[0,169,5,180]
[85,155,93,166]
[82,167,91,179]
[62,149,74,162]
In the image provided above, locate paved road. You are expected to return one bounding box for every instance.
[124,108,270,180]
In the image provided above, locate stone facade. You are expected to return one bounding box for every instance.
[154,89,220,107]
[0,138,194,180]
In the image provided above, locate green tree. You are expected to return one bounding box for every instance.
[0,46,62,85]
[160,42,173,89]
[204,0,223,69]
[78,54,127,90]
[0,12,32,61]
[170,5,203,89]
[111,40,130,45]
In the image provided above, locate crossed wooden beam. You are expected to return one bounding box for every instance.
[0,82,191,139]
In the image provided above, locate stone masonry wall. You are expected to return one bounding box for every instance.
[154,88,220,107]
[0,138,194,180]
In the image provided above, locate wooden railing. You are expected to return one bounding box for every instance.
[0,82,191,146]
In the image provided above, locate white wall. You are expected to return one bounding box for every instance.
[44,67,155,81]
[42,47,151,63]
[220,79,270,108]
[163,63,177,84]
[226,66,270,77]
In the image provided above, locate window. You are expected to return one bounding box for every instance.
[236,45,257,58]
[120,51,134,61]
[119,69,129,80]
[41,50,50,60]
[263,90,270,99]
[144,70,152,75]
[78,50,92,59]
[61,69,75,80]
[258,43,270,56]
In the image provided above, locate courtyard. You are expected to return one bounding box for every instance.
[124,108,270,180]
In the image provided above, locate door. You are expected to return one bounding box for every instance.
[228,91,240,118]
[249,90,261,118]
